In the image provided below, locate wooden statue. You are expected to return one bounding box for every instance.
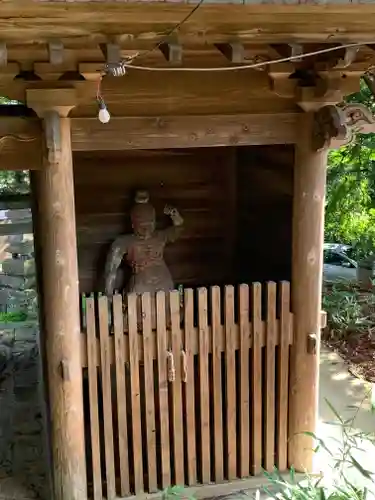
[104,190,183,328]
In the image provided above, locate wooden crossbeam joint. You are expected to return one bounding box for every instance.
[26,88,77,164]
[48,40,64,66]
[159,43,182,65]
[215,43,244,64]
[100,43,121,65]
[290,43,303,62]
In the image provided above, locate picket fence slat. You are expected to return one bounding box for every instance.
[198,287,210,484]
[156,291,171,489]
[170,290,185,486]
[142,293,158,492]
[98,296,116,500]
[225,285,236,480]
[264,282,277,472]
[86,297,102,500]
[251,283,262,476]
[277,282,290,471]
[81,282,293,499]
[127,293,144,493]
[239,284,250,478]
[113,294,130,496]
[211,286,223,482]
[184,288,197,486]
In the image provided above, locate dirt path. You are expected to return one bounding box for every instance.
[324,333,375,383]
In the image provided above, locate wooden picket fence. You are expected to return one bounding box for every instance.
[79,282,293,500]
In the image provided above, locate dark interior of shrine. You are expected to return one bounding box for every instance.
[73,144,294,294]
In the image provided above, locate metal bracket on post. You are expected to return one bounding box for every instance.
[307,333,317,355]
[59,359,71,381]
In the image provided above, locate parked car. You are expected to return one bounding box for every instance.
[323,243,358,283]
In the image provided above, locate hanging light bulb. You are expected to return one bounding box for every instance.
[97,99,111,124]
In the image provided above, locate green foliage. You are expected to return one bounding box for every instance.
[162,486,195,500]
[322,283,375,336]
[0,98,29,195]
[263,399,375,500]
[325,79,375,260]
[0,310,28,323]
[0,170,30,195]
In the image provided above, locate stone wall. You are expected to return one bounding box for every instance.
[0,208,50,500]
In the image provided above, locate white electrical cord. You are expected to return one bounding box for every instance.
[124,41,375,73]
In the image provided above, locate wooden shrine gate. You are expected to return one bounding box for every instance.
[79,282,293,499]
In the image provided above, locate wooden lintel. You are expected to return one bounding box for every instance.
[0,117,42,170]
[215,43,244,64]
[70,113,299,151]
[48,40,64,66]
[159,43,182,65]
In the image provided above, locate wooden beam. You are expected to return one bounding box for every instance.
[1,4,375,44]
[215,43,244,63]
[0,117,42,170]
[79,317,293,367]
[159,43,182,65]
[70,113,299,151]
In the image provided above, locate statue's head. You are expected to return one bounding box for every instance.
[130,190,155,238]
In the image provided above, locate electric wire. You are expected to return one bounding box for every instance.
[129,0,206,62]
[124,41,375,72]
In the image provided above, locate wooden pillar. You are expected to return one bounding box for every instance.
[27,89,87,500]
[288,112,328,472]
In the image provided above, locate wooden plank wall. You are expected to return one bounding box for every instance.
[73,148,235,292]
[236,145,294,284]
[73,145,294,293]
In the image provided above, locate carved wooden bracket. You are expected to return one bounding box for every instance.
[312,103,375,151]
[26,88,76,164]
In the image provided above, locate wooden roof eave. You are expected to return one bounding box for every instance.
[0,3,375,44]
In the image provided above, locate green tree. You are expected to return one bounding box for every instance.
[325,79,375,259]
[0,170,29,195]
